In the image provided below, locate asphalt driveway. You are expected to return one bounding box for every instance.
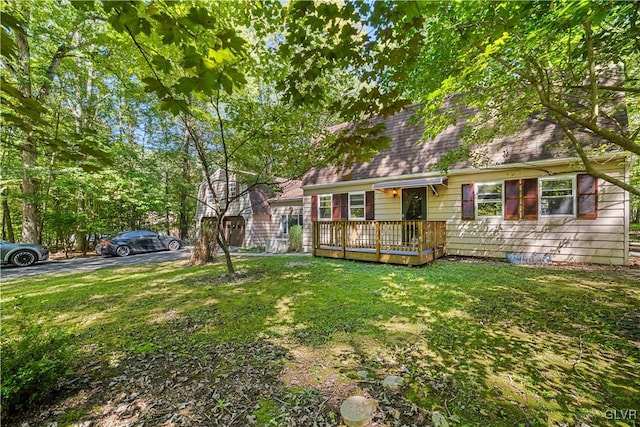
[0,248,191,280]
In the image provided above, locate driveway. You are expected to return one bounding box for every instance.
[0,248,191,280]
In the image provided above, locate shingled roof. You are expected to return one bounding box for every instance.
[302,104,614,186]
[248,178,303,216]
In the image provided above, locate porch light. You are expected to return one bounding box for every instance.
[392,188,398,198]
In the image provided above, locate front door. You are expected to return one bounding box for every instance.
[402,188,426,220]
[402,188,426,246]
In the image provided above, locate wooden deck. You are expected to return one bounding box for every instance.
[312,220,446,266]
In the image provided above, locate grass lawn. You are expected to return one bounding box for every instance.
[2,256,639,426]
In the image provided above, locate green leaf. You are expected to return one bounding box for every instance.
[175,77,198,95]
[161,98,189,116]
[182,45,201,69]
[187,7,216,27]
[141,77,165,97]
[107,14,125,33]
[152,55,173,74]
[70,1,95,11]
[208,48,234,65]
[220,73,233,95]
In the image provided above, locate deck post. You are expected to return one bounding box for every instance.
[340,221,346,259]
[312,222,317,256]
[418,221,424,263]
[375,222,381,260]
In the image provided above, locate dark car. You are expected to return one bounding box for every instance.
[96,230,182,257]
[0,240,49,267]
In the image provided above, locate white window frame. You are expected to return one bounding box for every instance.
[228,181,237,199]
[280,214,303,235]
[475,181,504,218]
[539,175,576,218]
[348,192,366,220]
[318,194,332,221]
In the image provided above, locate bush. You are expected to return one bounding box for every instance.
[289,225,303,252]
[1,324,73,417]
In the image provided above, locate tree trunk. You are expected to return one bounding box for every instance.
[77,190,88,255]
[14,4,76,244]
[217,229,235,277]
[165,167,170,234]
[15,7,39,243]
[2,192,15,242]
[191,218,217,264]
[179,127,190,240]
[21,141,40,243]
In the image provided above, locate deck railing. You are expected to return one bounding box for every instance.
[312,220,446,265]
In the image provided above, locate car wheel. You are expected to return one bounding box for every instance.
[116,245,131,257]
[168,240,180,251]
[10,250,37,267]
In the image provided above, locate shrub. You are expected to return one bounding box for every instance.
[289,225,303,252]
[1,324,73,417]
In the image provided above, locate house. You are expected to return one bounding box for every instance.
[195,169,303,249]
[301,105,631,265]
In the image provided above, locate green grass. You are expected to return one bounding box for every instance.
[2,257,639,426]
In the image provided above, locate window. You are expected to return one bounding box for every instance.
[318,195,332,220]
[280,214,303,235]
[227,181,237,199]
[540,177,575,216]
[476,183,503,217]
[348,192,366,220]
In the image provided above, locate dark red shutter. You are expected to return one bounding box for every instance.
[577,174,598,219]
[365,191,375,220]
[504,180,520,220]
[341,193,349,220]
[461,184,475,220]
[522,178,538,219]
[332,194,341,220]
[311,195,318,221]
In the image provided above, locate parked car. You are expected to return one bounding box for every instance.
[0,240,49,267]
[96,230,182,257]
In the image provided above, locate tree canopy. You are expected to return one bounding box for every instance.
[282,0,640,194]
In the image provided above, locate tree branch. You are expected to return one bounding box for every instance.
[568,85,640,94]
[583,20,599,123]
[543,99,639,155]
[37,29,79,102]
[553,112,639,196]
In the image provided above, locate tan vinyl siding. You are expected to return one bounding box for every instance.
[247,219,271,247]
[302,196,313,251]
[303,159,628,265]
[431,162,627,265]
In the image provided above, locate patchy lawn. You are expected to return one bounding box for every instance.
[2,257,639,426]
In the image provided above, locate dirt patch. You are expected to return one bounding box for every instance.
[49,250,99,260]
[9,339,436,427]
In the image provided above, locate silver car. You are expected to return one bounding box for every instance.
[0,240,50,267]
